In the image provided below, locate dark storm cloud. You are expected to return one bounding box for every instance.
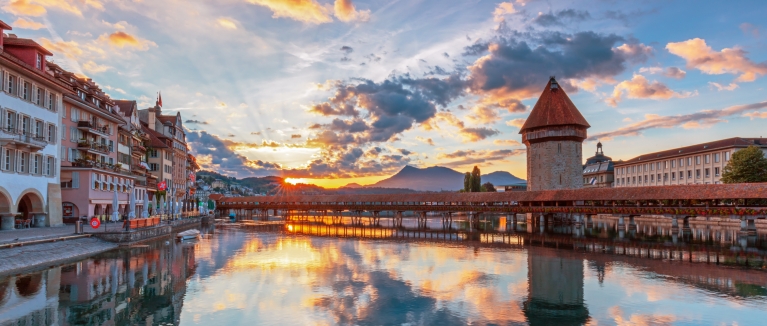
[398,149,412,155]
[184,119,208,124]
[340,45,353,54]
[533,9,591,27]
[187,131,280,177]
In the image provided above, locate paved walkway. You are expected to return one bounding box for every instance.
[0,237,117,276]
[0,225,76,245]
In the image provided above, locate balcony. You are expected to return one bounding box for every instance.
[71,159,123,172]
[132,143,147,153]
[77,120,110,136]
[0,127,47,151]
[77,141,111,154]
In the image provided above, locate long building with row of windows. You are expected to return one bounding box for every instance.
[0,20,198,229]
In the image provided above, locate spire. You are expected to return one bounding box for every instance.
[519,77,590,134]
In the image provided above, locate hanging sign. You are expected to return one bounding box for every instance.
[158,181,167,191]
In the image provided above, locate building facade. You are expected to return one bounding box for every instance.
[139,102,189,202]
[115,99,156,215]
[582,142,614,188]
[614,137,767,187]
[521,77,590,191]
[0,22,68,229]
[51,63,134,222]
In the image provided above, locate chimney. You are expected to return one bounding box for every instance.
[147,107,157,130]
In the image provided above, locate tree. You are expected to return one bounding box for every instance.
[721,145,767,183]
[482,182,497,192]
[463,172,472,192]
[471,166,481,192]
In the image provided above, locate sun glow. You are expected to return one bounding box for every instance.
[284,178,308,185]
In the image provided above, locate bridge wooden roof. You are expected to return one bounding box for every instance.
[220,183,767,203]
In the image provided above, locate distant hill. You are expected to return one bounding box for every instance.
[369,166,525,191]
[342,183,363,188]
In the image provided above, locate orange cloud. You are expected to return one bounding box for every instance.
[40,38,84,59]
[98,31,156,50]
[466,105,501,124]
[248,0,333,24]
[744,111,767,119]
[3,0,46,16]
[334,0,369,22]
[493,139,521,146]
[666,38,767,82]
[12,17,45,30]
[493,2,516,22]
[217,17,238,29]
[607,74,693,107]
[505,118,525,128]
[708,82,738,91]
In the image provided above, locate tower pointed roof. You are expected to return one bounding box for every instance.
[519,77,590,133]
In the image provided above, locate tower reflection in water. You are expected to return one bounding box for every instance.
[524,251,588,325]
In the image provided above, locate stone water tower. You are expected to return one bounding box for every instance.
[520,77,590,191]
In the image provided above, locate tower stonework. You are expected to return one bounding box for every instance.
[520,77,590,191]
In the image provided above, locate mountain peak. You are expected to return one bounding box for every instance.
[372,166,525,191]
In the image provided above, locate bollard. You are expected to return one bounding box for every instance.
[75,220,83,234]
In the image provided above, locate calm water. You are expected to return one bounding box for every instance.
[2,221,767,325]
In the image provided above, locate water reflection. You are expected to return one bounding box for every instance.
[1,224,767,325]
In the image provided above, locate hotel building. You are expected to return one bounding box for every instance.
[0,22,68,229]
[614,137,767,187]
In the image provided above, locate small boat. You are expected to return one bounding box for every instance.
[176,229,201,241]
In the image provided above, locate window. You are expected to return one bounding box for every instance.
[35,120,43,138]
[679,171,683,180]
[679,159,684,167]
[705,154,710,164]
[1,148,11,171]
[696,156,701,164]
[688,170,692,179]
[725,152,730,161]
[644,164,648,172]
[18,152,27,173]
[22,82,29,100]
[46,157,53,176]
[650,174,654,182]
[671,172,676,180]
[657,173,661,181]
[48,93,55,111]
[36,88,43,106]
[557,143,561,154]
[696,169,701,178]
[715,167,720,176]
[33,155,40,174]
[632,176,636,184]
[21,116,29,135]
[36,53,42,69]
[108,140,114,152]
[714,153,720,163]
[47,124,55,143]
[4,111,16,131]
[644,175,648,183]
[671,160,675,168]
[650,164,654,171]
[687,157,692,166]
[663,173,668,181]
[77,90,86,101]
[705,168,710,178]
[149,163,158,171]
[71,107,79,122]
[149,149,158,158]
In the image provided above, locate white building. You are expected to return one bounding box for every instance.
[0,22,68,229]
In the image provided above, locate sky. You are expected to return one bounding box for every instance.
[4,0,766,188]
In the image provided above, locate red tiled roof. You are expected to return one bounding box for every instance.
[615,137,767,165]
[0,20,12,30]
[520,77,590,133]
[142,124,168,148]
[114,100,136,117]
[3,37,53,55]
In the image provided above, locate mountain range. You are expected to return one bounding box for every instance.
[362,166,525,191]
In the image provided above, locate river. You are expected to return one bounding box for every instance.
[1,218,766,325]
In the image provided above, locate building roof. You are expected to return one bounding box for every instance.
[0,20,12,30]
[142,123,168,148]
[520,77,590,133]
[114,100,136,117]
[585,142,613,165]
[583,161,613,175]
[219,182,767,203]
[3,37,53,55]
[615,137,766,166]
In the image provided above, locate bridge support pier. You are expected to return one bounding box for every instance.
[369,211,381,226]
[441,212,453,230]
[332,210,343,224]
[394,211,403,228]
[416,211,428,229]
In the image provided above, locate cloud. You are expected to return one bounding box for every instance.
[3,0,47,17]
[607,74,693,107]
[708,82,739,91]
[589,101,767,141]
[638,66,686,79]
[334,0,370,22]
[532,9,591,27]
[3,0,102,17]
[465,31,653,107]
[82,60,111,73]
[99,31,156,50]
[416,137,435,146]
[185,120,209,125]
[247,0,333,24]
[505,118,525,128]
[217,17,238,29]
[666,38,767,82]
[340,45,353,54]
[12,17,45,30]
[493,2,516,22]
[740,23,761,37]
[291,134,302,139]
[744,111,767,119]
[459,127,500,142]
[493,139,521,146]
[187,131,282,177]
[398,148,412,155]
[437,149,522,168]
[40,38,84,59]
[466,105,501,124]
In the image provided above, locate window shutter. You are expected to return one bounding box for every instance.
[70,126,76,142]
[92,173,96,189]
[73,171,80,188]
[0,147,4,171]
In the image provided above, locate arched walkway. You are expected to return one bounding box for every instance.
[16,191,45,228]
